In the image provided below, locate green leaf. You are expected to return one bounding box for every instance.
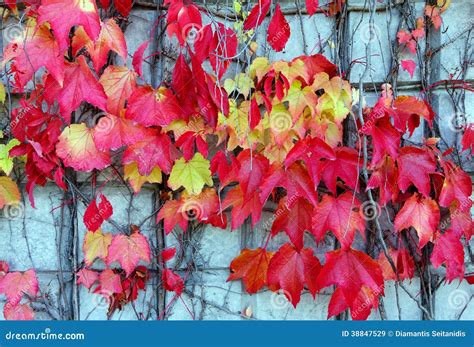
[0,139,20,175]
[168,153,213,195]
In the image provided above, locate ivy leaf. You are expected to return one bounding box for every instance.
[222,186,263,230]
[284,137,335,187]
[306,0,319,15]
[397,146,436,197]
[243,0,271,30]
[56,123,111,172]
[2,22,64,89]
[0,269,39,305]
[122,131,175,176]
[401,59,416,78]
[83,195,113,232]
[156,200,189,234]
[168,153,213,195]
[72,18,127,73]
[312,192,365,250]
[271,197,313,250]
[3,303,34,320]
[234,150,269,200]
[392,96,434,136]
[107,230,151,276]
[132,41,149,78]
[115,0,132,16]
[394,193,440,248]
[367,156,399,206]
[283,80,317,121]
[0,139,20,175]
[361,116,401,166]
[260,163,318,207]
[439,164,472,208]
[83,229,112,266]
[161,248,177,263]
[44,56,107,123]
[38,0,101,53]
[99,66,137,115]
[431,230,465,283]
[267,243,321,307]
[461,123,473,152]
[92,113,148,151]
[124,163,162,193]
[227,248,274,293]
[162,269,184,296]
[125,86,181,127]
[267,3,290,52]
[77,269,99,289]
[377,248,414,281]
[321,147,360,194]
[317,248,383,320]
[0,176,21,209]
[94,269,122,295]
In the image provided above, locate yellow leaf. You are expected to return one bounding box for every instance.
[168,153,213,195]
[124,162,162,193]
[0,82,6,104]
[0,176,20,209]
[0,139,19,175]
[250,57,270,82]
[83,229,112,266]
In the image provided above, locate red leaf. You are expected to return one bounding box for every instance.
[162,269,184,296]
[267,243,321,307]
[227,248,274,293]
[243,0,271,30]
[2,23,65,89]
[132,41,149,78]
[38,0,101,52]
[107,229,151,276]
[271,197,313,250]
[321,147,360,194]
[361,116,401,166]
[267,3,291,52]
[431,230,464,283]
[312,192,366,250]
[234,150,269,200]
[166,1,202,46]
[99,66,137,115]
[397,146,437,197]
[394,193,440,248]
[0,269,39,305]
[44,56,107,123]
[317,248,383,320]
[401,59,416,78]
[439,163,472,208]
[125,86,181,127]
[122,131,175,175]
[222,187,263,230]
[367,156,399,206]
[377,248,414,281]
[161,248,177,263]
[392,96,434,135]
[4,303,34,320]
[83,194,113,232]
[306,0,319,15]
[115,0,132,16]
[284,136,336,187]
[461,123,473,152]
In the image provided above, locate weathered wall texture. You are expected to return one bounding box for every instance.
[0,0,473,320]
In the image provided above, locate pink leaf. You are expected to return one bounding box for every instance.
[0,269,39,305]
[132,41,149,78]
[401,59,416,78]
[77,269,99,289]
[107,229,151,276]
[4,303,35,320]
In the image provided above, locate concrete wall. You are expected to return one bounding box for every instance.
[0,0,473,320]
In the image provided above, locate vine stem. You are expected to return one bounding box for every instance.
[355,0,434,321]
